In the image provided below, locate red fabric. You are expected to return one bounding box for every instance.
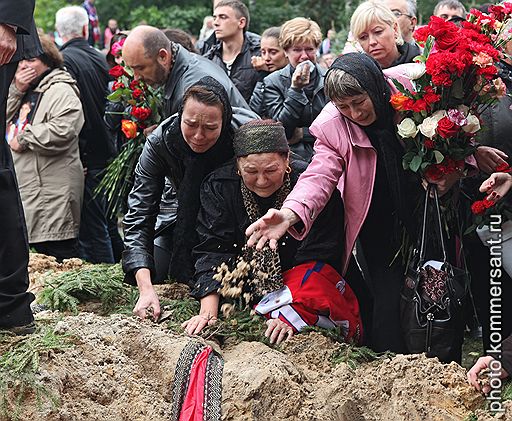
[179,346,212,421]
[262,261,363,343]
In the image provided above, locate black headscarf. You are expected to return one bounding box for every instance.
[327,53,414,235]
[165,76,235,284]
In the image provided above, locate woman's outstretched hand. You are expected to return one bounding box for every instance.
[133,268,161,321]
[474,146,508,174]
[245,208,300,250]
[182,293,219,335]
[480,172,512,201]
[182,314,218,335]
[265,318,294,344]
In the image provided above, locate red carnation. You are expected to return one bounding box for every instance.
[423,86,441,105]
[471,200,487,215]
[129,80,140,90]
[477,65,498,80]
[436,116,460,139]
[112,81,125,91]
[414,26,431,43]
[483,199,496,209]
[132,89,143,99]
[109,65,126,78]
[424,139,435,149]
[495,162,512,173]
[411,98,428,113]
[424,164,444,181]
[428,16,460,51]
[131,106,152,121]
[488,5,506,21]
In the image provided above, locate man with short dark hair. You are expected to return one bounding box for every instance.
[433,0,466,21]
[204,0,260,102]
[0,0,42,334]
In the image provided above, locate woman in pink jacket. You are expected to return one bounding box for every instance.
[246,53,464,355]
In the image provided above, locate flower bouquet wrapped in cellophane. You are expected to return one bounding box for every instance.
[96,63,163,217]
[391,4,512,181]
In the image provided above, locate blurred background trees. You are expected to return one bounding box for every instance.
[35,0,478,51]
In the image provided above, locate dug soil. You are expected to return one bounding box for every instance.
[6,256,510,420]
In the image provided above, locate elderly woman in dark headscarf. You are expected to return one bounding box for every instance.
[123,76,242,320]
[245,53,476,357]
[182,120,362,345]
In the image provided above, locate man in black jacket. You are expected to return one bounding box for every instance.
[0,0,42,333]
[204,0,260,103]
[56,5,122,264]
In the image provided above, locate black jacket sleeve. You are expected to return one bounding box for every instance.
[263,73,310,140]
[0,0,34,33]
[2,0,42,62]
[292,182,345,274]
[122,135,169,284]
[249,80,265,117]
[190,169,246,299]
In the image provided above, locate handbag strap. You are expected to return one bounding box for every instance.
[419,184,448,263]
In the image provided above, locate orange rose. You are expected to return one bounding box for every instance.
[121,119,138,139]
[390,93,409,111]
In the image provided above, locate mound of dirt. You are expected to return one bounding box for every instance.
[8,312,497,421]
[28,254,84,294]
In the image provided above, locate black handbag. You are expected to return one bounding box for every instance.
[400,184,468,363]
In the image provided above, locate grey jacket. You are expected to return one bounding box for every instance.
[261,62,327,160]
[163,45,250,117]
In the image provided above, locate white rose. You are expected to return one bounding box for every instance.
[463,114,481,133]
[418,111,445,138]
[397,118,419,139]
[405,62,426,80]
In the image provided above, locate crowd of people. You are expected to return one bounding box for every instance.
[1,0,512,398]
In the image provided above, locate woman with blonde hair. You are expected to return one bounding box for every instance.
[260,17,327,161]
[350,0,420,69]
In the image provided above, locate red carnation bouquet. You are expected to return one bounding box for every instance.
[97,63,163,216]
[390,5,512,180]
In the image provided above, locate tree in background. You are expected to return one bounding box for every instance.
[35,0,481,56]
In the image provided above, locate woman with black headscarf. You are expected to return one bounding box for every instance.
[183,120,361,345]
[122,76,239,320]
[245,53,466,355]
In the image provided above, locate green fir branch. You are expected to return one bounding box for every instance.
[38,264,134,314]
[0,323,73,420]
[330,343,395,369]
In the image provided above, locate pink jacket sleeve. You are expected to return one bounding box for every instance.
[283,107,349,240]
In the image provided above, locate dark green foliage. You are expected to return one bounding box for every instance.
[35,0,484,41]
[0,323,73,420]
[38,264,134,314]
[504,379,512,401]
[127,5,210,34]
[165,302,267,345]
[330,343,395,369]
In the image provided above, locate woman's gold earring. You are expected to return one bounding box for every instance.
[285,166,292,174]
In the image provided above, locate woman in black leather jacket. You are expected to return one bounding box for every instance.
[123,76,237,321]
